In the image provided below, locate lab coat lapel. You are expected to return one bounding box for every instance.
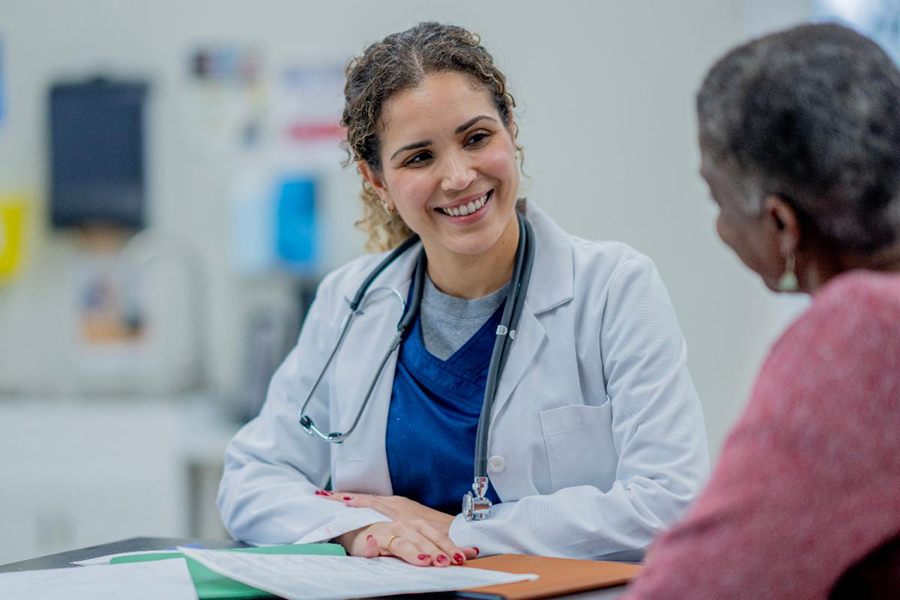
[489,200,574,421]
[489,305,546,421]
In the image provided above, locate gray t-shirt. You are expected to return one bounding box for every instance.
[419,275,510,360]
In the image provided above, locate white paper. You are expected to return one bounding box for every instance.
[0,559,198,600]
[181,547,537,600]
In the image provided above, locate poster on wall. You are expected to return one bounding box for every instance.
[0,195,26,281]
[180,45,265,156]
[272,63,345,162]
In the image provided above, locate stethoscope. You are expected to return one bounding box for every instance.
[299,211,535,521]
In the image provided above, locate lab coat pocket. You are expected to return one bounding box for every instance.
[540,403,617,492]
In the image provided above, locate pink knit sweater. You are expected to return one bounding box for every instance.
[624,270,900,599]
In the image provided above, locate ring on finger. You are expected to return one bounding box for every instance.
[386,535,401,554]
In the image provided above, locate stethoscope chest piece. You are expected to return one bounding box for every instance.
[462,476,493,521]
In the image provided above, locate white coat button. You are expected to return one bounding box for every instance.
[488,456,506,473]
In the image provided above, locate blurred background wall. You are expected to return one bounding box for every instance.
[0,0,835,564]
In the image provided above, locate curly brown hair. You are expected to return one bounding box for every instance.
[341,21,521,252]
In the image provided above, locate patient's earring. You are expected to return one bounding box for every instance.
[381,201,395,216]
[777,252,799,292]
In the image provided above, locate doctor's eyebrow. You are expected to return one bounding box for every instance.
[455,115,497,134]
[390,140,432,162]
[389,115,500,162]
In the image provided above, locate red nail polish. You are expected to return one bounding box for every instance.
[454,553,464,563]
[342,496,352,501]
[473,547,480,556]
[418,554,429,561]
[366,535,374,541]
[436,555,447,563]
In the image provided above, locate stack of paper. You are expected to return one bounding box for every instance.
[181,548,537,600]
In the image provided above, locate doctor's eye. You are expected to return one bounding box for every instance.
[404,151,433,167]
[465,131,491,148]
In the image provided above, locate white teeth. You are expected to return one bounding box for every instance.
[440,191,490,216]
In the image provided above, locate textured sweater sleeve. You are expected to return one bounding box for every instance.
[623,273,900,600]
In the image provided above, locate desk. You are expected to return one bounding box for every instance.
[0,537,244,574]
[0,537,627,599]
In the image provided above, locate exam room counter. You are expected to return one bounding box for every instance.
[0,394,241,565]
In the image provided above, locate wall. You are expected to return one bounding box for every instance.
[0,1,813,463]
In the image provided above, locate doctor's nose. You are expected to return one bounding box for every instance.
[440,154,476,192]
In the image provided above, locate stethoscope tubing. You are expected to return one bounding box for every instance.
[474,212,534,479]
[299,210,535,488]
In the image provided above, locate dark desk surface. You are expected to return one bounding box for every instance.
[0,537,627,599]
[0,537,245,574]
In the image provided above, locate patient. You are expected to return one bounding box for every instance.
[624,23,900,599]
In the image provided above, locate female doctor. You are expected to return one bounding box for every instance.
[218,22,709,567]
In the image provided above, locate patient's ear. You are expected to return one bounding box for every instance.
[763,195,801,257]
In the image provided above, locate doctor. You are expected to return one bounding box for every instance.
[218,21,708,568]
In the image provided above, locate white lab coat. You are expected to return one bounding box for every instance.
[218,200,709,559]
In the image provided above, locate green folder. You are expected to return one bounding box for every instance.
[111,543,346,599]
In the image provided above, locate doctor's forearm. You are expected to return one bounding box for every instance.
[446,482,679,559]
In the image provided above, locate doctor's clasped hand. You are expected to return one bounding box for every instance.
[318,491,477,566]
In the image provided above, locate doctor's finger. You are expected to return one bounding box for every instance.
[345,496,400,519]
[393,529,451,566]
[381,534,432,566]
[363,534,379,558]
[413,522,467,565]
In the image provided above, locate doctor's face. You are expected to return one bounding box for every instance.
[364,71,520,266]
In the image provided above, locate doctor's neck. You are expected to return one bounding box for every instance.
[423,216,520,300]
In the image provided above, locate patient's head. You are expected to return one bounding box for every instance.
[697,23,900,292]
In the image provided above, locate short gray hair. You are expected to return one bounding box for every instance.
[697,22,900,253]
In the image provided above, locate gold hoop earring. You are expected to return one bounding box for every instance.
[381,201,395,216]
[777,252,799,292]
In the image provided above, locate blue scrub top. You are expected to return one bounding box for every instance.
[385,302,504,515]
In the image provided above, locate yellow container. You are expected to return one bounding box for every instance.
[0,197,27,280]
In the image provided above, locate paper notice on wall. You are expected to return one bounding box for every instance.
[272,63,345,162]
[0,195,27,280]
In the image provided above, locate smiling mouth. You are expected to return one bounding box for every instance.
[437,190,492,217]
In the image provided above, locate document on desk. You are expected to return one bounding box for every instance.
[0,559,198,600]
[181,547,537,600]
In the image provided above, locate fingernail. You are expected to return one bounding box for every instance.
[314,490,332,496]
[436,555,447,563]
[366,535,374,542]
[342,496,352,501]
[454,553,464,563]
[473,547,480,556]
[418,554,429,561]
